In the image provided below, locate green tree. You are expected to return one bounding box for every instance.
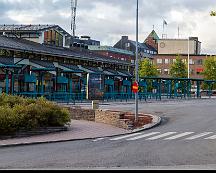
[210,11,216,16]
[202,56,216,80]
[170,55,188,78]
[139,58,158,78]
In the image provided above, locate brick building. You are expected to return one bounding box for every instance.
[153,54,207,79]
[88,45,135,64]
[113,34,157,60]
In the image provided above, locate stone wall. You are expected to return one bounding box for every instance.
[66,106,152,130]
[68,107,95,122]
[95,110,130,129]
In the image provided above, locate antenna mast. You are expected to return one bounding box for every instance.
[71,0,77,37]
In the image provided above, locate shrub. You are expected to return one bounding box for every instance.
[0,106,20,135]
[0,95,71,135]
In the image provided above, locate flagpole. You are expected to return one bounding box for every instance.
[135,0,139,122]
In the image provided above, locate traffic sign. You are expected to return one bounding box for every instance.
[132,81,139,93]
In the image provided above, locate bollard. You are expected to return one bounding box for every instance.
[92,100,99,110]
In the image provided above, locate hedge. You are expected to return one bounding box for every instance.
[0,94,71,135]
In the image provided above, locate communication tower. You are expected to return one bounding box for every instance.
[71,0,78,37]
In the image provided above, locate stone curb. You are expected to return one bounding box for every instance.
[131,114,162,133]
[0,114,161,148]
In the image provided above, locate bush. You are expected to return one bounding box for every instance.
[0,106,20,135]
[0,95,71,135]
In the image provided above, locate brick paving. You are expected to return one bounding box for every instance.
[0,120,131,147]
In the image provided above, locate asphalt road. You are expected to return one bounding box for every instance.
[1,98,216,170]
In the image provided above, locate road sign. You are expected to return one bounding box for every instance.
[132,81,139,93]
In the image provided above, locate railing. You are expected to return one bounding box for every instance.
[15,92,86,104]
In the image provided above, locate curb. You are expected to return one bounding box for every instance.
[131,114,162,133]
[0,114,161,148]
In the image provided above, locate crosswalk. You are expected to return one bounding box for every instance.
[93,131,216,142]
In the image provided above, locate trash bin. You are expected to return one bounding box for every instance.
[92,100,99,110]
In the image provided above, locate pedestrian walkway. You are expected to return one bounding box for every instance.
[0,120,131,147]
[95,131,216,142]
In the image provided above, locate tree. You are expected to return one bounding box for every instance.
[139,58,158,78]
[210,11,216,16]
[202,56,216,80]
[170,55,188,78]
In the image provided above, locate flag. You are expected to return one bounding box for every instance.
[163,20,168,25]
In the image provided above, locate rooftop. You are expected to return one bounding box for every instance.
[0,36,130,66]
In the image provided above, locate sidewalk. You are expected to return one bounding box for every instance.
[0,114,161,148]
[0,120,132,148]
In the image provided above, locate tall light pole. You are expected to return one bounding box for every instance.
[188,37,190,79]
[135,0,139,122]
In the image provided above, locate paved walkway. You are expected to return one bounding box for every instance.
[0,120,132,147]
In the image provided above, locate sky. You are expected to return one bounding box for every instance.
[1,0,216,54]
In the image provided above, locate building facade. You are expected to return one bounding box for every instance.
[71,36,100,49]
[158,37,201,55]
[114,35,157,60]
[153,54,206,79]
[88,45,135,63]
[0,24,71,47]
[0,35,134,100]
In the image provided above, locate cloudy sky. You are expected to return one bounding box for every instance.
[1,0,216,54]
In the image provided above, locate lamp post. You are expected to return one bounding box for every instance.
[188,37,190,79]
[135,0,139,122]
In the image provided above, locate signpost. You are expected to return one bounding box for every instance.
[135,0,139,122]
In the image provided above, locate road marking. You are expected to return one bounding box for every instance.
[164,132,195,140]
[110,133,142,141]
[205,134,216,140]
[185,132,213,140]
[146,132,177,140]
[92,138,105,142]
[126,132,161,141]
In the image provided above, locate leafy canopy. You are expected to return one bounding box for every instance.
[170,55,188,78]
[210,11,216,16]
[202,56,216,80]
[139,58,159,78]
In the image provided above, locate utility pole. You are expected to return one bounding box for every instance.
[188,37,190,79]
[135,0,139,122]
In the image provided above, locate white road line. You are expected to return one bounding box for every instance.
[92,138,105,142]
[185,132,214,140]
[146,132,177,140]
[205,134,216,140]
[126,132,161,141]
[164,132,195,140]
[110,133,142,141]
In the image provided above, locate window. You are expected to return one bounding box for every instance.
[189,69,194,75]
[157,59,163,64]
[182,59,187,64]
[157,69,162,74]
[189,59,194,65]
[125,43,130,48]
[164,59,170,64]
[164,69,170,75]
[196,59,203,65]
[172,59,176,64]
[44,30,63,47]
